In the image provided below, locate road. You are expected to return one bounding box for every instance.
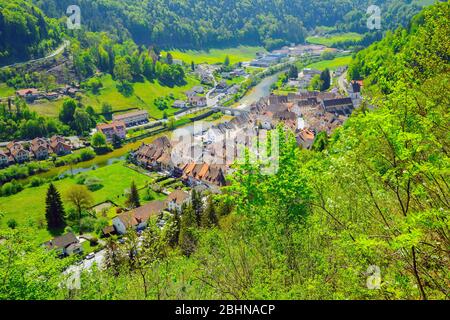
[338,70,349,94]
[1,40,70,70]
[64,249,106,276]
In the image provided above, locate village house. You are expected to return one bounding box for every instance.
[189,96,207,107]
[166,190,191,212]
[296,129,316,150]
[96,121,127,141]
[185,89,197,98]
[44,233,82,257]
[192,86,205,94]
[173,100,187,108]
[50,135,72,156]
[348,80,363,100]
[132,136,179,174]
[65,87,80,97]
[45,92,59,100]
[7,142,29,163]
[30,138,50,160]
[180,163,227,187]
[321,97,354,115]
[15,88,40,102]
[112,110,149,127]
[230,68,246,77]
[268,94,288,105]
[0,150,8,167]
[215,80,229,93]
[112,200,166,235]
[256,115,274,130]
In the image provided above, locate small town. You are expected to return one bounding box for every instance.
[0,0,447,304]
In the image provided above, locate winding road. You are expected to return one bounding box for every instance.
[0,40,70,70]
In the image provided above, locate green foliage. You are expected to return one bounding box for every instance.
[0,0,63,66]
[319,68,331,91]
[179,204,197,257]
[7,218,17,229]
[288,65,298,79]
[59,99,96,135]
[348,2,449,94]
[0,228,69,299]
[126,180,141,209]
[200,196,218,228]
[91,132,107,149]
[45,183,65,229]
[0,100,70,141]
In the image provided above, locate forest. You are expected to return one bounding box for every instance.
[1,0,428,67]
[0,2,448,300]
[34,0,425,49]
[0,0,63,65]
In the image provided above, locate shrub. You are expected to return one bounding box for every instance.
[7,219,17,229]
[89,236,99,246]
[79,149,96,162]
[84,176,103,191]
[143,189,155,201]
[80,217,97,233]
[75,174,88,185]
[30,177,45,187]
[1,180,23,197]
[55,158,66,167]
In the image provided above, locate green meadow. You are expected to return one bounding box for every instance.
[0,161,152,242]
[162,46,265,65]
[304,55,352,71]
[306,32,364,47]
[30,73,202,119]
[0,83,14,97]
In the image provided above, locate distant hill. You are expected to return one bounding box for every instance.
[0,0,62,66]
[33,0,427,49]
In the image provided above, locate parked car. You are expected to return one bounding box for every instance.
[86,253,95,260]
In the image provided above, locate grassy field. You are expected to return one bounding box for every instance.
[30,74,202,119]
[162,46,265,65]
[306,33,364,47]
[304,55,352,71]
[0,83,14,97]
[0,161,152,242]
[29,99,65,118]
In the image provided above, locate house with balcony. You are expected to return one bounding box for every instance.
[30,138,50,160]
[96,121,127,142]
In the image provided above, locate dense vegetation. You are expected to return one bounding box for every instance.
[348,1,449,95]
[0,0,63,65]
[0,0,431,66]
[34,0,426,50]
[0,2,448,300]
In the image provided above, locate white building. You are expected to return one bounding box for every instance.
[166,190,191,212]
[173,100,187,108]
[113,110,149,127]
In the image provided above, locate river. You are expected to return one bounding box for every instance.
[21,70,281,183]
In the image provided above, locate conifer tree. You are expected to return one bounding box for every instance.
[45,183,66,229]
[191,189,203,226]
[179,204,197,256]
[127,181,141,209]
[201,196,218,228]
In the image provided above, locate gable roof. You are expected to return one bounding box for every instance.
[133,200,166,222]
[45,233,79,250]
[167,190,190,205]
[322,98,353,108]
[113,110,148,121]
